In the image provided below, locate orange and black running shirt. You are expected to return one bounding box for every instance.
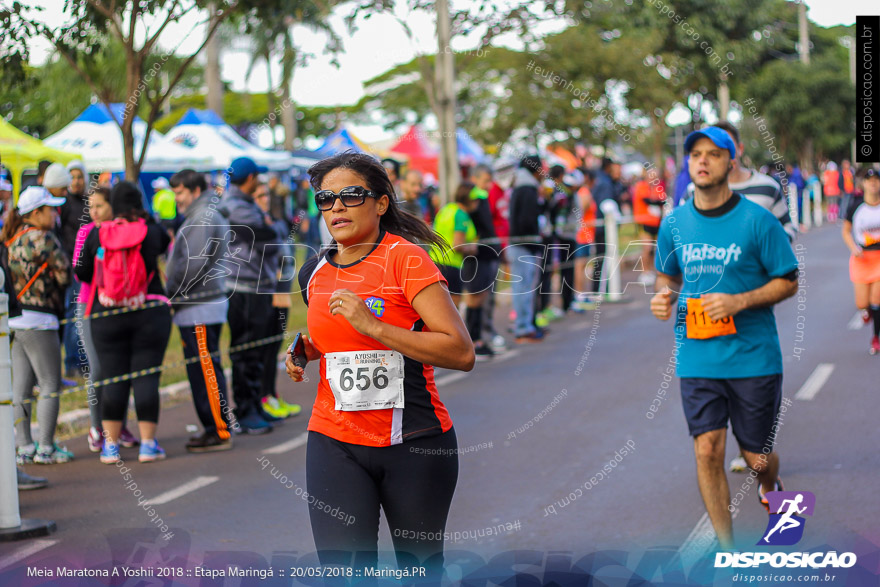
[298,230,453,447]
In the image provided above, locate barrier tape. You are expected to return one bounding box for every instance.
[1,331,290,408]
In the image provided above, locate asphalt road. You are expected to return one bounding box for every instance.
[1,223,878,586]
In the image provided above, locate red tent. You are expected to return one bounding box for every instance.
[390,125,439,176]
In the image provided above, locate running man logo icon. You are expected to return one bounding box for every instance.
[758,491,816,546]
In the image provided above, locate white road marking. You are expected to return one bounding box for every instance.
[0,539,58,570]
[145,476,219,506]
[435,372,468,387]
[794,363,835,401]
[847,311,865,330]
[263,432,309,455]
[678,513,716,567]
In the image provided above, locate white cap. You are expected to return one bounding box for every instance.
[151,177,171,190]
[42,163,71,189]
[17,186,66,215]
[66,159,87,176]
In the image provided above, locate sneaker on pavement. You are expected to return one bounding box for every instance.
[474,343,495,362]
[572,300,597,312]
[262,396,290,419]
[549,307,566,320]
[139,439,166,463]
[728,455,748,473]
[100,441,120,464]
[17,467,48,490]
[239,413,273,435]
[88,426,104,453]
[871,336,880,356]
[118,427,140,448]
[535,312,550,328]
[34,443,73,464]
[758,477,784,512]
[186,431,233,453]
[277,398,302,417]
[260,407,285,423]
[862,310,872,324]
[16,444,36,466]
[490,334,507,351]
[515,331,545,344]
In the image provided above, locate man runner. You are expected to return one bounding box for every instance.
[650,127,799,551]
[682,121,796,473]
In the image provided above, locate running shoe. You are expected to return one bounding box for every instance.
[862,310,872,324]
[871,336,880,356]
[138,439,166,463]
[758,477,784,512]
[277,398,302,417]
[728,455,748,473]
[186,431,233,453]
[474,343,495,362]
[118,427,140,448]
[17,467,48,491]
[239,413,273,435]
[515,331,545,344]
[548,307,566,320]
[535,311,550,328]
[88,426,104,453]
[100,441,120,464]
[262,396,291,419]
[570,300,597,313]
[34,443,74,464]
[490,334,507,351]
[16,444,36,466]
[60,377,78,388]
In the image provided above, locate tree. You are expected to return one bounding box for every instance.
[741,55,853,169]
[239,0,343,150]
[1,0,259,180]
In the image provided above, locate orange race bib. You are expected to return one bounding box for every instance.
[685,297,737,340]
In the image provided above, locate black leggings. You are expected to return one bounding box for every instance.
[306,429,458,583]
[90,305,172,422]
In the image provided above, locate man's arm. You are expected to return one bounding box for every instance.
[702,275,798,321]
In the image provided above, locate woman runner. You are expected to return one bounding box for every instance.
[286,151,474,581]
[842,167,880,354]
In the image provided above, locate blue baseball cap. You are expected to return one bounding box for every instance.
[229,157,268,183]
[684,126,737,160]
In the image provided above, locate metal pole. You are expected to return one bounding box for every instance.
[600,201,622,302]
[435,0,459,205]
[0,291,20,530]
[813,183,824,227]
[0,273,57,541]
[801,181,812,231]
[787,183,799,230]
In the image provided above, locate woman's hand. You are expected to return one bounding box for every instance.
[284,334,320,382]
[328,289,378,337]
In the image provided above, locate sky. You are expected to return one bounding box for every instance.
[26,0,869,145]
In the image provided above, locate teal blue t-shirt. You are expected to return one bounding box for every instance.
[655,194,798,379]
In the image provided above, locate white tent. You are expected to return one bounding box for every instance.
[44,103,213,173]
[164,109,294,171]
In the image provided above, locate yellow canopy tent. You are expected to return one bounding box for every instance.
[0,118,79,199]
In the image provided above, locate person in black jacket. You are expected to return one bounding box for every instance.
[217,157,280,434]
[507,155,546,343]
[466,165,503,355]
[166,169,236,452]
[75,181,172,464]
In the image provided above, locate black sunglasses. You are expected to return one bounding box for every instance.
[314,185,379,211]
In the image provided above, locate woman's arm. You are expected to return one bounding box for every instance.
[842,221,861,256]
[328,283,475,372]
[74,229,98,283]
